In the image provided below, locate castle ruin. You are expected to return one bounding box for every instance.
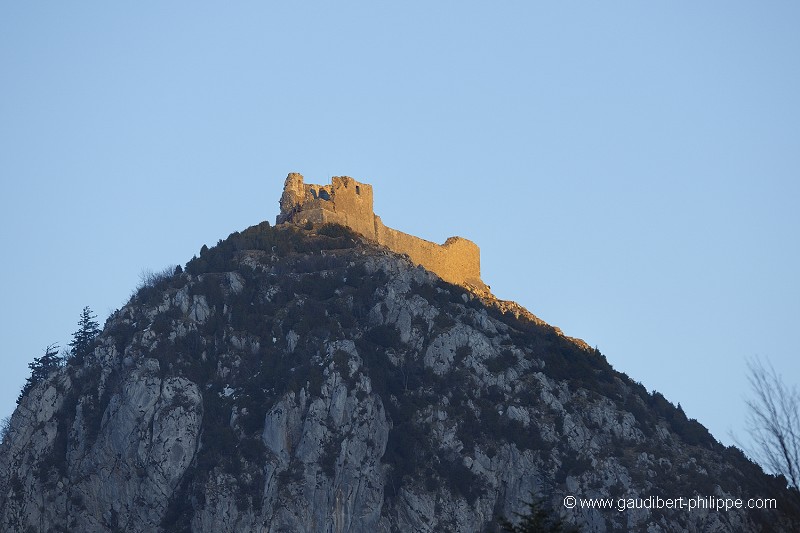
[276,173,486,291]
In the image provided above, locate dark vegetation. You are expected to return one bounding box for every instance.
[17,344,62,404]
[184,221,357,277]
[498,495,579,533]
[67,306,101,365]
[18,306,101,404]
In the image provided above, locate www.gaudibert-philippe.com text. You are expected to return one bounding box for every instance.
[562,494,777,513]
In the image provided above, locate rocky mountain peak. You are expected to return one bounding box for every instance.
[1,216,797,532]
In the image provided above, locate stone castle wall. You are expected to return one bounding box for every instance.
[276,173,485,289]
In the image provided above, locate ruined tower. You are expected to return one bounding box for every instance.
[276,173,486,291]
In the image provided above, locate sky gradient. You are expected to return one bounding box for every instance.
[1,2,798,462]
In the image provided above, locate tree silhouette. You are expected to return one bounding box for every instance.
[498,496,579,533]
[17,344,61,403]
[745,358,800,491]
[68,306,101,364]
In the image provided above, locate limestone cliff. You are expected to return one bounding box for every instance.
[1,222,797,532]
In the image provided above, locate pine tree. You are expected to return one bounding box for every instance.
[499,497,579,533]
[68,306,101,364]
[17,344,62,403]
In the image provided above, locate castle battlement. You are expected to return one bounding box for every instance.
[276,173,486,290]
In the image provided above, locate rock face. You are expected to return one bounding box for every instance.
[0,222,797,532]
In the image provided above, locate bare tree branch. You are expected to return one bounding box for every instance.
[745,357,800,490]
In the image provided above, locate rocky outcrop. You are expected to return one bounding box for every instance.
[1,358,202,532]
[0,221,796,532]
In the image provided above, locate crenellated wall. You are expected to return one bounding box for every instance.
[276,173,485,290]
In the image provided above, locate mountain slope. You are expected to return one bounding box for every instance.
[1,221,796,532]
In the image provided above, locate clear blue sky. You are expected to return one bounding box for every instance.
[2,2,798,456]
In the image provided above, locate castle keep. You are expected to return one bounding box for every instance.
[276,173,485,290]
